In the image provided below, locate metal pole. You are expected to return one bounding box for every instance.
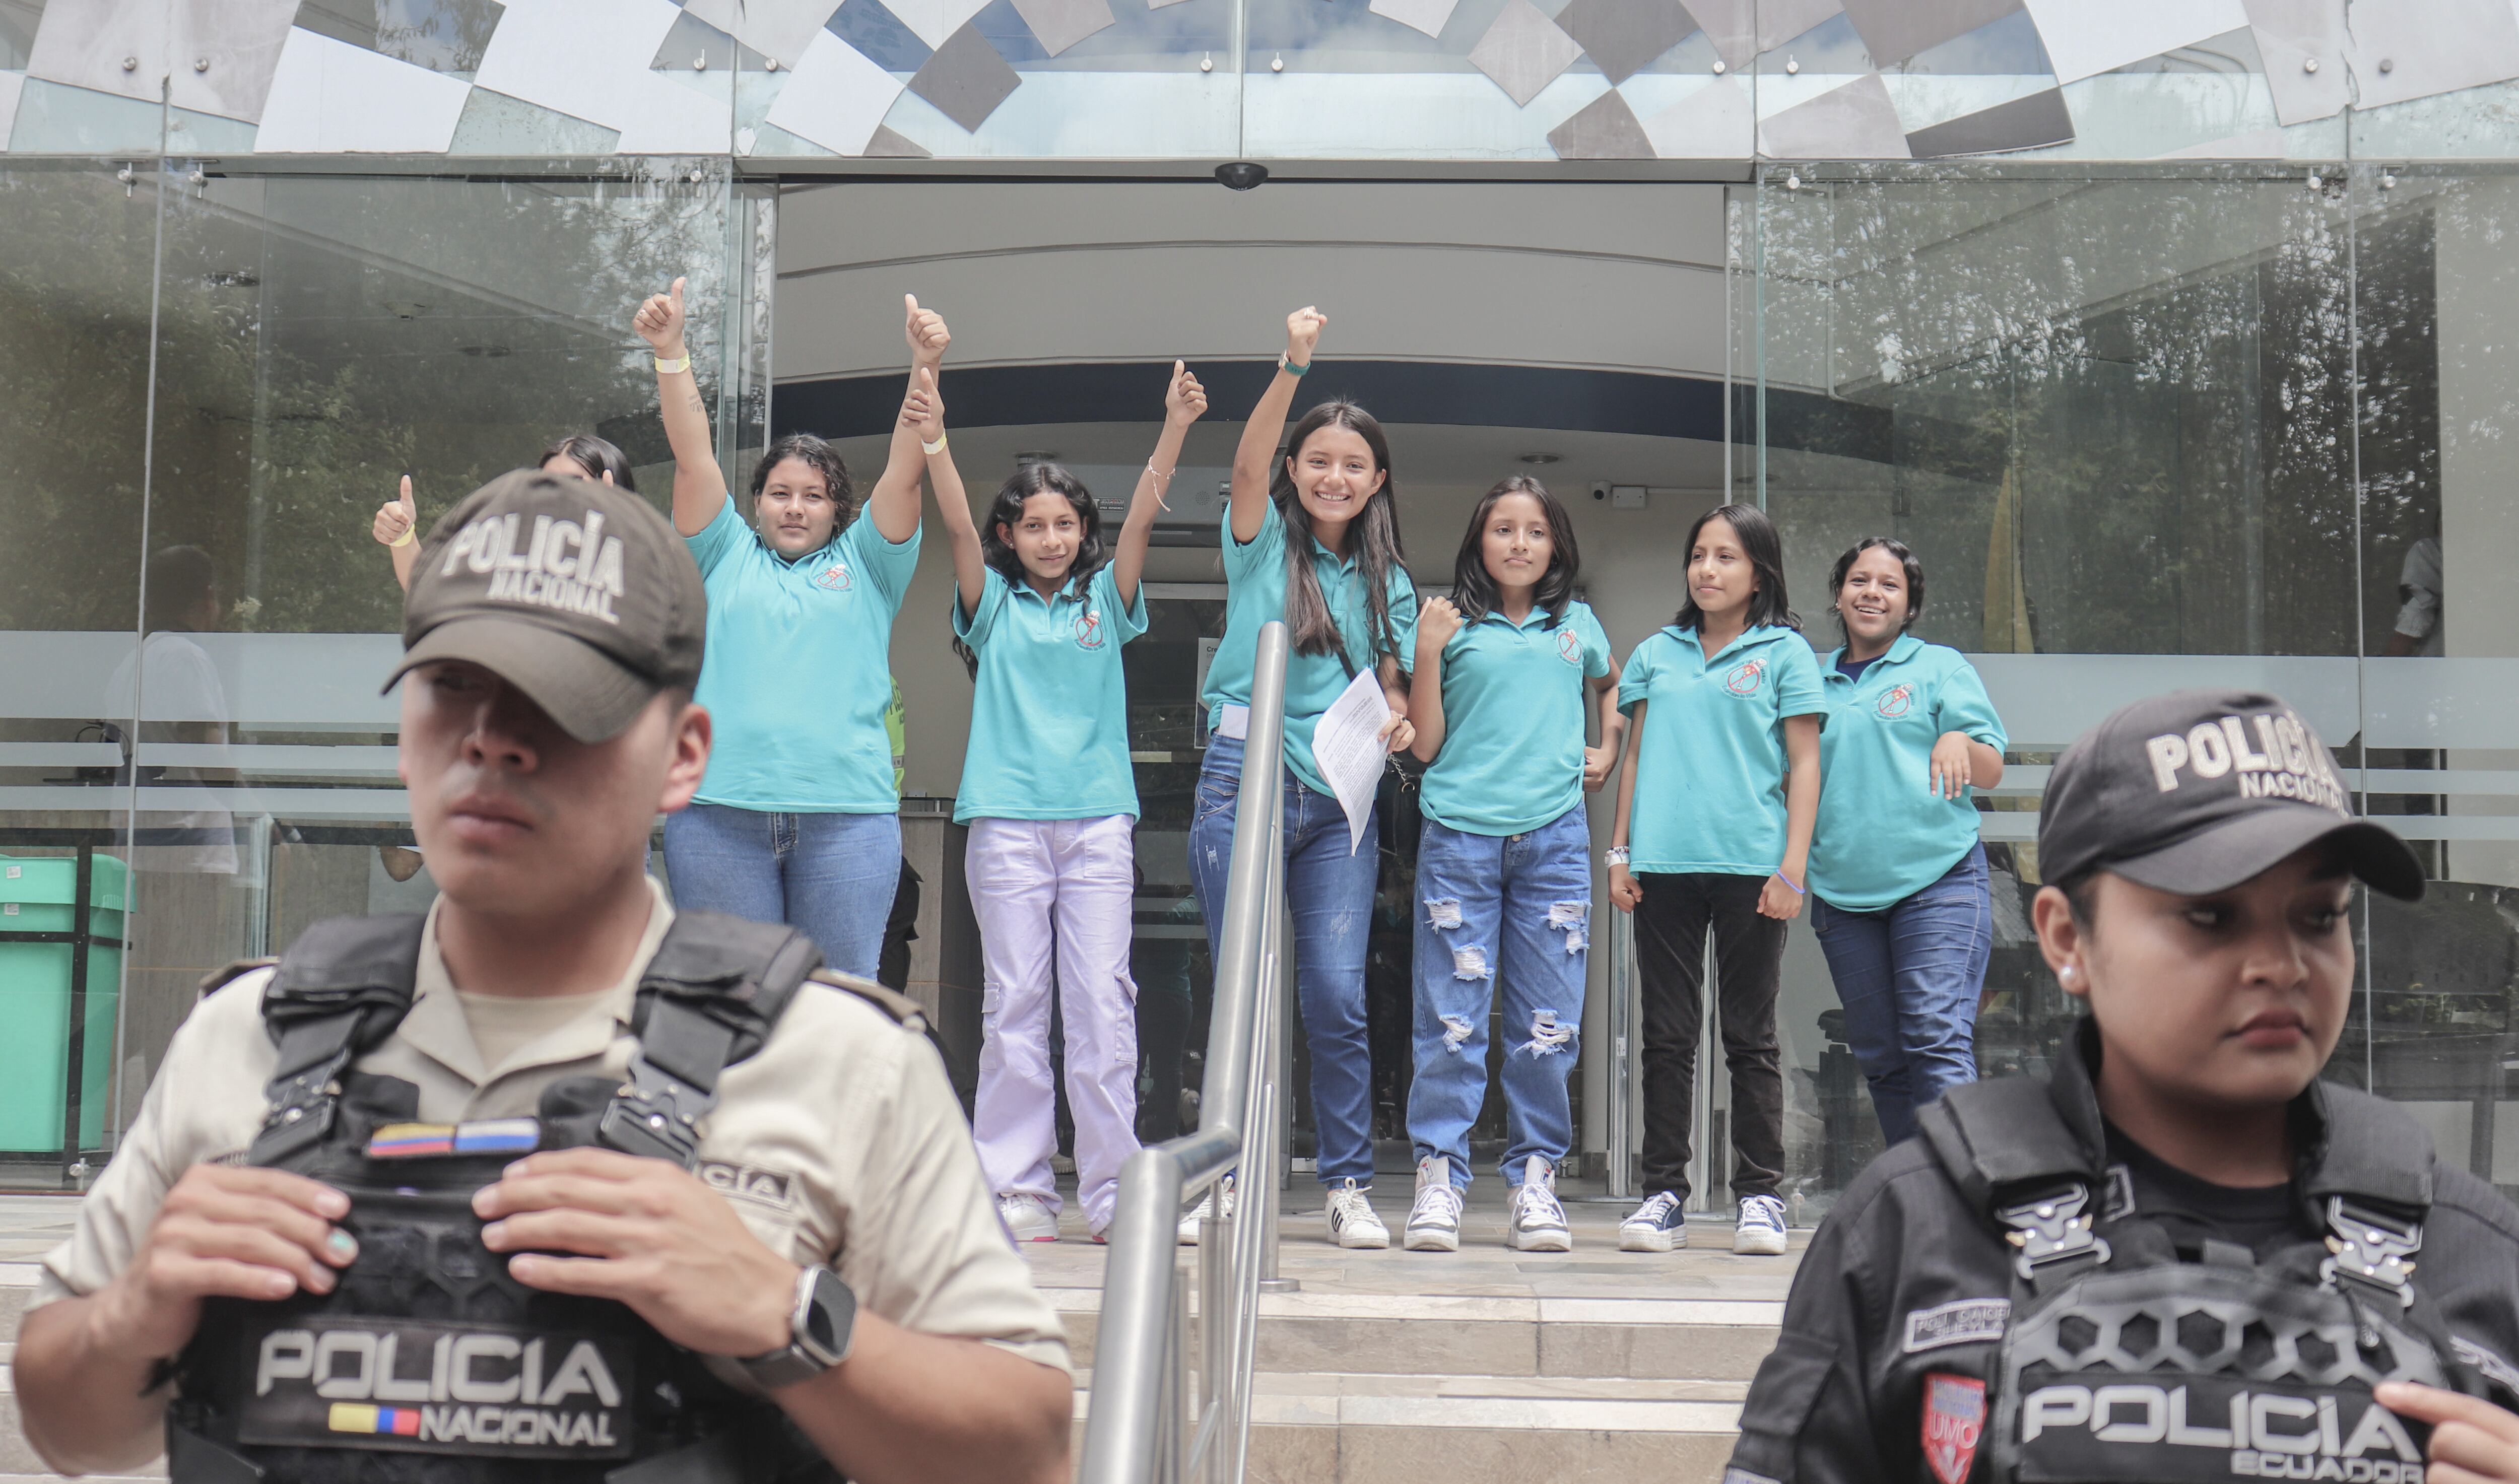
[1256,804,1296,1292]
[1605,905,1634,1199]
[61,840,93,1183]
[1197,623,1290,1145]
[1079,1148,1186,1484]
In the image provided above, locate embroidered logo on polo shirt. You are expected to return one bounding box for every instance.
[1557,629,1583,664]
[698,1160,797,1210]
[1877,684,1915,719]
[1725,658,1767,696]
[1074,605,1106,651]
[812,561,853,592]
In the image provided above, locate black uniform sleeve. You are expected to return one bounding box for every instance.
[1728,1197,1891,1484]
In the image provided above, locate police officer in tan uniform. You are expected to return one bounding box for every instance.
[12,470,1074,1484]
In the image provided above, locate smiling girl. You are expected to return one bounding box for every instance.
[644,279,942,978]
[1399,477,1622,1254]
[1189,307,1419,1250]
[1808,537,2008,1147]
[912,360,1207,1243]
[1608,503,1824,1257]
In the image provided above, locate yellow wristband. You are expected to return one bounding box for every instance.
[389,526,417,548]
[921,433,948,455]
[654,353,691,375]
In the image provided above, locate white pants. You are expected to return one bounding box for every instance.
[968,814,1142,1233]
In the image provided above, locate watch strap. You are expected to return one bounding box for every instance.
[738,1265,856,1389]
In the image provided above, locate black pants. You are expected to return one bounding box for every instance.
[1633,871,1786,1203]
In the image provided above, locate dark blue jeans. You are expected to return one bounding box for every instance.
[1811,841,1993,1145]
[1188,732,1381,1186]
[661,801,902,980]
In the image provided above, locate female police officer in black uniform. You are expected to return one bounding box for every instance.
[1727,689,2519,1484]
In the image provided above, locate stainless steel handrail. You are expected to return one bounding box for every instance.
[1078,621,1292,1484]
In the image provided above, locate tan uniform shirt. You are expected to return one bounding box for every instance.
[36,880,1069,1374]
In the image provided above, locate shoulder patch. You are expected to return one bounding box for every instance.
[199,957,277,999]
[808,969,926,1031]
[1903,1298,2011,1353]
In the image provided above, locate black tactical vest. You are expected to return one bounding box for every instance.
[1919,1073,2490,1484]
[165,910,869,1484]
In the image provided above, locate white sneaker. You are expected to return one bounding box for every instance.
[1404,1157,1463,1252]
[999,1192,1058,1243]
[1325,1178,1389,1249]
[1178,1174,1234,1245]
[1619,1190,1687,1252]
[1507,1157,1572,1252]
[1733,1194,1789,1256]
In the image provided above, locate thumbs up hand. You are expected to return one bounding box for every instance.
[635,277,688,357]
[372,475,417,547]
[1164,360,1208,429]
[905,294,951,366]
[901,365,945,442]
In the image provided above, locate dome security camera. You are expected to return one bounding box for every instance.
[1591,482,1612,502]
[1215,161,1269,191]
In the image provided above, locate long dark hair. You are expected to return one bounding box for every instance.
[1450,475,1578,629]
[1273,400,1410,664]
[954,462,1107,678]
[1827,536,1926,636]
[750,433,857,535]
[1675,502,1798,633]
[541,433,637,491]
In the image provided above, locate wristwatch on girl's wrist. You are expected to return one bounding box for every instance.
[1603,846,1630,868]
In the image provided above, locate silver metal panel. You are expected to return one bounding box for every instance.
[1836,0,2018,68]
[1638,73,1754,154]
[252,25,473,152]
[25,0,167,106]
[1547,85,1655,155]
[166,0,301,121]
[1757,70,1911,155]
[680,0,840,68]
[1370,0,1462,41]
[2344,0,2519,112]
[2240,0,2348,124]
[1469,0,1582,107]
[471,0,681,130]
[2022,0,2250,84]
[905,20,1019,133]
[1554,0,1697,85]
[761,28,902,154]
[1756,0,1844,53]
[1010,0,1117,55]
[1902,82,2070,153]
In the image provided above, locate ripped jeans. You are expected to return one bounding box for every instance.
[1405,807,1589,1190]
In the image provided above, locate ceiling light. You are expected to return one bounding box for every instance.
[1519,452,1560,465]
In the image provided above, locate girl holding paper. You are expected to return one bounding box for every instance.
[1187,306,1418,1250]
[910,358,1208,1244]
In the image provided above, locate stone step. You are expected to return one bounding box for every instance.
[1069,1369,1749,1483]
[1045,1287,1782,1379]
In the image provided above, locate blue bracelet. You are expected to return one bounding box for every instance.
[1774,870,1805,895]
[1281,357,1310,377]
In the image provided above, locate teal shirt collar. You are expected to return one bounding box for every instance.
[1820,630,1924,678]
[1667,622,1794,663]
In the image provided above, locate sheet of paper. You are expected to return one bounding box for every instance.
[1311,666,1393,857]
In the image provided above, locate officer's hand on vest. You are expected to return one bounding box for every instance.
[96,1165,356,1362]
[474,1148,799,1359]
[2376,1382,2519,1482]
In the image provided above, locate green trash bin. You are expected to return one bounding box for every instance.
[0,852,128,1155]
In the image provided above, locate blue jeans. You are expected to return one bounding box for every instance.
[1811,842,1993,1146]
[1188,732,1381,1186]
[661,801,902,979]
[1405,810,1588,1191]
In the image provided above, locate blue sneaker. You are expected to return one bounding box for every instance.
[1619,1190,1686,1252]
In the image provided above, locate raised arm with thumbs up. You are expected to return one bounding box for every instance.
[860,294,952,545]
[636,276,729,537]
[371,474,420,591]
[1112,360,1205,609]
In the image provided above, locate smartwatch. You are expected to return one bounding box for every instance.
[739,1264,857,1389]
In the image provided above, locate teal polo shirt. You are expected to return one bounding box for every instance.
[1203,497,1417,798]
[1616,623,1827,875]
[686,494,921,813]
[1420,600,1612,836]
[952,564,1149,824]
[1809,633,2007,911]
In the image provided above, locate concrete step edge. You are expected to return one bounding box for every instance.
[1040,1286,1783,1325]
[1068,1388,1745,1433]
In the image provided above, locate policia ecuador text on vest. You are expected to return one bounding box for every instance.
[1726,690,2519,1484]
[10,471,1076,1484]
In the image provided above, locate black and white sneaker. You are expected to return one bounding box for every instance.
[1507,1157,1572,1252]
[1405,1157,1463,1252]
[1733,1194,1789,1255]
[1325,1178,1390,1249]
[1619,1190,1687,1252]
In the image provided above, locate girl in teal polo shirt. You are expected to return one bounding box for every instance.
[1607,502,1824,1258]
[1399,476,1622,1255]
[1188,307,1419,1251]
[643,281,942,979]
[910,360,1208,1243]
[1808,537,2006,1147]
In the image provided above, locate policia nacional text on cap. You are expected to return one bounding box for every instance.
[10,470,1076,1484]
[1724,689,2519,1484]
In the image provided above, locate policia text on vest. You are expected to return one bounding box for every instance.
[1725,691,2519,1484]
[9,472,1077,1484]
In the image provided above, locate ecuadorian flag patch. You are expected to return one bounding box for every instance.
[366,1118,541,1160]
[328,1403,423,1437]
